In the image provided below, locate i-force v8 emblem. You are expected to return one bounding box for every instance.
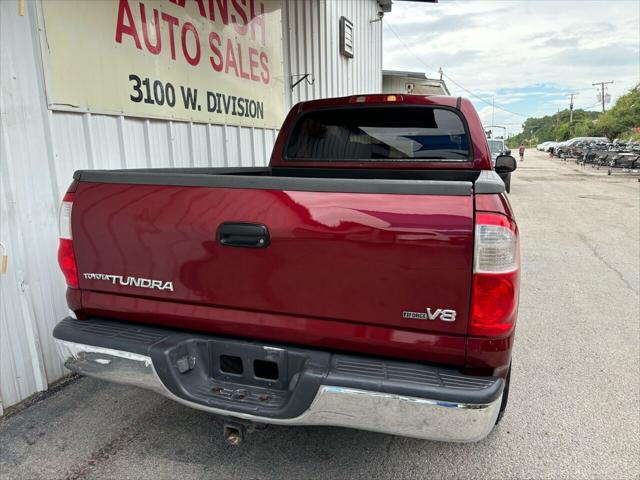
[402,308,456,322]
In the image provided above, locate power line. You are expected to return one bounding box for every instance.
[383,20,529,118]
[382,21,438,72]
[577,101,602,111]
[441,73,529,118]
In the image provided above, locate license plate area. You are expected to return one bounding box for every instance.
[152,335,328,418]
[209,339,289,390]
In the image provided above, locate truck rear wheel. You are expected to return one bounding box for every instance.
[496,365,511,424]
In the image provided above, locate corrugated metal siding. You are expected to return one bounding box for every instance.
[2,0,61,415]
[0,0,382,413]
[283,0,383,106]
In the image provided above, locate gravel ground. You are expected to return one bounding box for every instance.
[1,150,639,479]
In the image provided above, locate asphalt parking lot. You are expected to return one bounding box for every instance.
[1,149,639,480]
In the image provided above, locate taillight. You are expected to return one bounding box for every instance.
[57,192,78,288]
[470,213,520,337]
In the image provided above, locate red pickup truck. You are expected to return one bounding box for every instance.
[54,94,519,443]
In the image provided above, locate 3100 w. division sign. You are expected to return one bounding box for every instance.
[39,0,285,128]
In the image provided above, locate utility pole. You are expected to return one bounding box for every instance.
[592,80,614,112]
[566,93,578,123]
[491,96,495,127]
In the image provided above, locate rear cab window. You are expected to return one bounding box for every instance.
[285,106,471,162]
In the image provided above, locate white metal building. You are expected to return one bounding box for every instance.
[383,69,450,96]
[0,0,394,413]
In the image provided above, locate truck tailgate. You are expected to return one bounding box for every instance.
[72,181,474,340]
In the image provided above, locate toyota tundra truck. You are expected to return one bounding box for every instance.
[53,94,519,443]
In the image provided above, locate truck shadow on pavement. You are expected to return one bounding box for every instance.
[1,378,509,480]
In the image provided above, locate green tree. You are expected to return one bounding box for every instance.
[591,86,639,140]
[506,85,639,146]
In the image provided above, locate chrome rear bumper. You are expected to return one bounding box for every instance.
[57,340,502,442]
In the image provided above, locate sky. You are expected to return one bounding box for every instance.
[383,0,640,134]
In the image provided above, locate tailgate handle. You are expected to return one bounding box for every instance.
[217,223,270,248]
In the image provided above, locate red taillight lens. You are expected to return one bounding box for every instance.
[470,271,519,336]
[58,238,78,288]
[57,192,78,288]
[470,213,520,337]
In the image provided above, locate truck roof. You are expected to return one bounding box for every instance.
[270,95,493,171]
[297,94,461,111]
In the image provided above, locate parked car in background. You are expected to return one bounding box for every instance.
[555,139,639,176]
[541,142,552,152]
[540,138,610,156]
[551,141,568,157]
[488,138,508,164]
[487,138,513,192]
[554,137,609,159]
[543,142,560,152]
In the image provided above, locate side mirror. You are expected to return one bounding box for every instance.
[495,155,517,173]
[504,149,511,155]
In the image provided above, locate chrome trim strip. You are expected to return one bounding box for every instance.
[58,340,501,442]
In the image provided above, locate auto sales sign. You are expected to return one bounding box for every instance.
[39,0,285,128]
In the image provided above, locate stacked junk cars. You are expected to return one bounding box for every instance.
[538,138,640,178]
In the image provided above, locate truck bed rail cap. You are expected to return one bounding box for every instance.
[73,169,473,196]
[474,170,506,194]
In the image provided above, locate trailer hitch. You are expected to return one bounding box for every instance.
[222,418,268,446]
